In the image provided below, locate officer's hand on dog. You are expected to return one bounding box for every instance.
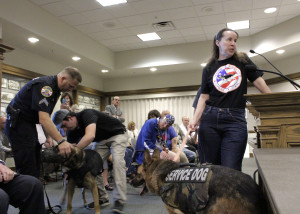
[58,141,74,158]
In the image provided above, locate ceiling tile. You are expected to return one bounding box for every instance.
[251,8,278,19]
[42,1,77,16]
[252,0,281,9]
[106,28,133,38]
[117,15,146,27]
[199,14,226,25]
[89,31,113,41]
[173,17,202,29]
[75,22,104,34]
[165,37,186,45]
[65,0,101,12]
[202,23,226,34]
[60,13,91,26]
[157,30,182,39]
[128,25,154,34]
[146,39,167,48]
[184,34,206,43]
[225,10,252,22]
[130,0,164,13]
[140,11,171,24]
[29,0,61,5]
[278,3,300,16]
[195,3,224,16]
[251,18,275,29]
[275,14,298,25]
[81,8,113,22]
[192,0,222,5]
[222,0,252,12]
[117,35,141,43]
[106,4,138,18]
[236,29,250,37]
[167,7,198,20]
[160,0,193,9]
[179,27,205,36]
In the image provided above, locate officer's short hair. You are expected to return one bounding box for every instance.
[61,66,82,83]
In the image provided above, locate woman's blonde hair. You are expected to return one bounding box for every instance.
[127,121,135,130]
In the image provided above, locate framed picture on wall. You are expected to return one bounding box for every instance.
[1,106,7,116]
[2,78,8,88]
[1,92,15,103]
[8,80,20,90]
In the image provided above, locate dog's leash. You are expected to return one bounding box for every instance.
[40,148,62,214]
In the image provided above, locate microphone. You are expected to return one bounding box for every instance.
[249,49,283,75]
[245,65,300,89]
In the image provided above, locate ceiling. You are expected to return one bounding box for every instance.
[1,0,300,79]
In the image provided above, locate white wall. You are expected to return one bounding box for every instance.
[4,47,104,91]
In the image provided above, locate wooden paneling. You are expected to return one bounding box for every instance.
[246,92,300,148]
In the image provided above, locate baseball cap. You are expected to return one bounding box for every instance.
[52,109,69,129]
[163,114,175,126]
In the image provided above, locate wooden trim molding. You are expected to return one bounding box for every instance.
[2,63,300,97]
[3,64,40,80]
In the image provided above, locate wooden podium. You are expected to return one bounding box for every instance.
[245,91,300,148]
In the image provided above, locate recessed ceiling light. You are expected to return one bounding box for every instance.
[96,0,127,7]
[201,63,207,67]
[72,56,81,61]
[150,67,157,72]
[28,37,39,43]
[264,7,277,14]
[137,32,161,41]
[101,69,109,73]
[276,49,285,54]
[227,20,249,30]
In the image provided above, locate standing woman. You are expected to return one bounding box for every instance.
[190,28,271,171]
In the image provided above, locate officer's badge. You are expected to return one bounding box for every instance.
[39,98,49,106]
[41,86,53,97]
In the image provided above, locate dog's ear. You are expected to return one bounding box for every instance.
[152,148,160,159]
[143,149,152,164]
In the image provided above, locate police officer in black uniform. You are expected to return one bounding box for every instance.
[4,66,82,178]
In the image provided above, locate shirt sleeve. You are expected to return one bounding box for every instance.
[245,57,263,83]
[142,122,157,150]
[192,87,202,108]
[201,67,210,94]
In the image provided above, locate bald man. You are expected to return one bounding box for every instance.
[105,96,125,123]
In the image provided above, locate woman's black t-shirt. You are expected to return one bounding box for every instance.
[201,55,262,109]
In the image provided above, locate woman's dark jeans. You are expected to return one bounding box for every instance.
[198,105,247,171]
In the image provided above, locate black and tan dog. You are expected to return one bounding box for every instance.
[131,148,264,214]
[42,146,103,214]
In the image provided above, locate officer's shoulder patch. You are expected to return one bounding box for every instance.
[165,167,210,183]
[41,86,53,97]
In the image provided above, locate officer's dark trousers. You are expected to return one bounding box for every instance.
[198,105,247,171]
[0,174,46,214]
[5,118,41,178]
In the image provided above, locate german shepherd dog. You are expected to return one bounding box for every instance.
[131,148,264,214]
[42,146,103,214]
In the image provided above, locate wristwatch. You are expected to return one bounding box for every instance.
[0,160,6,166]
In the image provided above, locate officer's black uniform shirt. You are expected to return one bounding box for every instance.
[9,75,60,124]
[67,109,126,144]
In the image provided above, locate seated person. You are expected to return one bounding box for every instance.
[179,116,198,153]
[0,116,12,161]
[135,114,189,164]
[0,159,45,214]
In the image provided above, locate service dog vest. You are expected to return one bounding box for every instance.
[160,167,212,213]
